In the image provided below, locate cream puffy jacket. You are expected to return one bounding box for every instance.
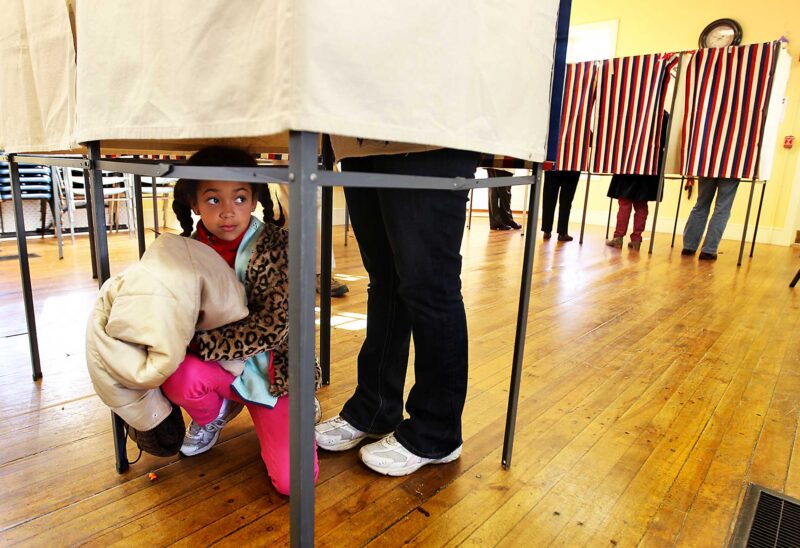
[86,234,248,431]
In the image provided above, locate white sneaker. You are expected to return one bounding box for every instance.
[314,415,387,452]
[359,433,462,476]
[180,399,244,457]
[314,397,322,425]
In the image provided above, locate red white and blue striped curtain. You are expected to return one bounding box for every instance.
[680,42,778,179]
[554,61,597,171]
[592,53,679,175]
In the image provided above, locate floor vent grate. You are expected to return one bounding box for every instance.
[730,484,800,547]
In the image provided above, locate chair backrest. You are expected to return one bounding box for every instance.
[0,164,53,200]
[66,169,127,188]
[138,177,176,194]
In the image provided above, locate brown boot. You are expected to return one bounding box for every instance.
[605,236,623,248]
[628,240,642,250]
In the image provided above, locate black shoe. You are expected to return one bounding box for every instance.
[698,251,717,261]
[557,233,574,242]
[543,231,552,240]
[316,274,350,297]
[681,248,696,256]
[506,220,522,230]
[491,224,513,230]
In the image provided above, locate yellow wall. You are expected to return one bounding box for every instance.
[570,0,800,245]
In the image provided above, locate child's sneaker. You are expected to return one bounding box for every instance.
[314,415,387,451]
[359,433,462,476]
[180,399,244,457]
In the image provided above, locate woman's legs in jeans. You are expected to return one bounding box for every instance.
[630,201,649,242]
[339,183,411,436]
[682,178,717,251]
[701,179,739,254]
[162,354,319,495]
[614,198,633,238]
[340,149,479,459]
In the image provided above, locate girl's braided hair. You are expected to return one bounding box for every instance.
[172,146,285,236]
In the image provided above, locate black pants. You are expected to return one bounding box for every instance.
[486,168,517,229]
[541,170,580,234]
[488,186,515,228]
[340,148,480,458]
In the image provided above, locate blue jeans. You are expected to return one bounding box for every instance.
[682,177,740,254]
[339,149,480,459]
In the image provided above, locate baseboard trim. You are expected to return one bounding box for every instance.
[571,209,796,247]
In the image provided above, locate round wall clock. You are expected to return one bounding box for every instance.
[699,18,743,48]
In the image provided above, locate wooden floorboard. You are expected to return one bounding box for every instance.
[0,221,798,547]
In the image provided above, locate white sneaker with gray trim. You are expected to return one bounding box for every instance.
[180,398,244,457]
[314,415,387,451]
[359,433,462,476]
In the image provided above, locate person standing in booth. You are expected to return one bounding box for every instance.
[605,171,660,251]
[486,168,522,230]
[541,170,580,241]
[315,138,480,476]
[681,177,741,260]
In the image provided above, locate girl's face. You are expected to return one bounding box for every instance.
[192,180,256,241]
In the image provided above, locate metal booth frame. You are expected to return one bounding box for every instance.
[571,45,781,266]
[2,138,543,546]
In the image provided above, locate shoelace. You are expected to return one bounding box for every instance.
[203,418,226,433]
[332,416,356,428]
[187,418,225,440]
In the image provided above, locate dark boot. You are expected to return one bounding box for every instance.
[495,185,521,229]
[488,187,510,229]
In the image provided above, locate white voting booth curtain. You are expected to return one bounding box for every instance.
[0,0,76,153]
[70,0,559,161]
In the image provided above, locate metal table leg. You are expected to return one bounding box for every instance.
[9,160,43,381]
[502,165,542,468]
[671,177,684,248]
[467,188,474,229]
[737,182,755,266]
[151,177,160,236]
[320,137,334,386]
[50,167,64,260]
[83,168,98,279]
[288,131,318,547]
[133,174,146,258]
[86,143,125,473]
[749,182,765,258]
[579,172,591,244]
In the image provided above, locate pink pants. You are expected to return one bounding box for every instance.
[614,198,649,242]
[161,353,319,495]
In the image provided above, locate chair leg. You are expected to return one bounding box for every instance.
[162,196,169,230]
[791,268,800,288]
[48,195,64,259]
[40,200,48,238]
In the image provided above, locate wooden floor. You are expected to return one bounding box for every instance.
[1,220,799,547]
